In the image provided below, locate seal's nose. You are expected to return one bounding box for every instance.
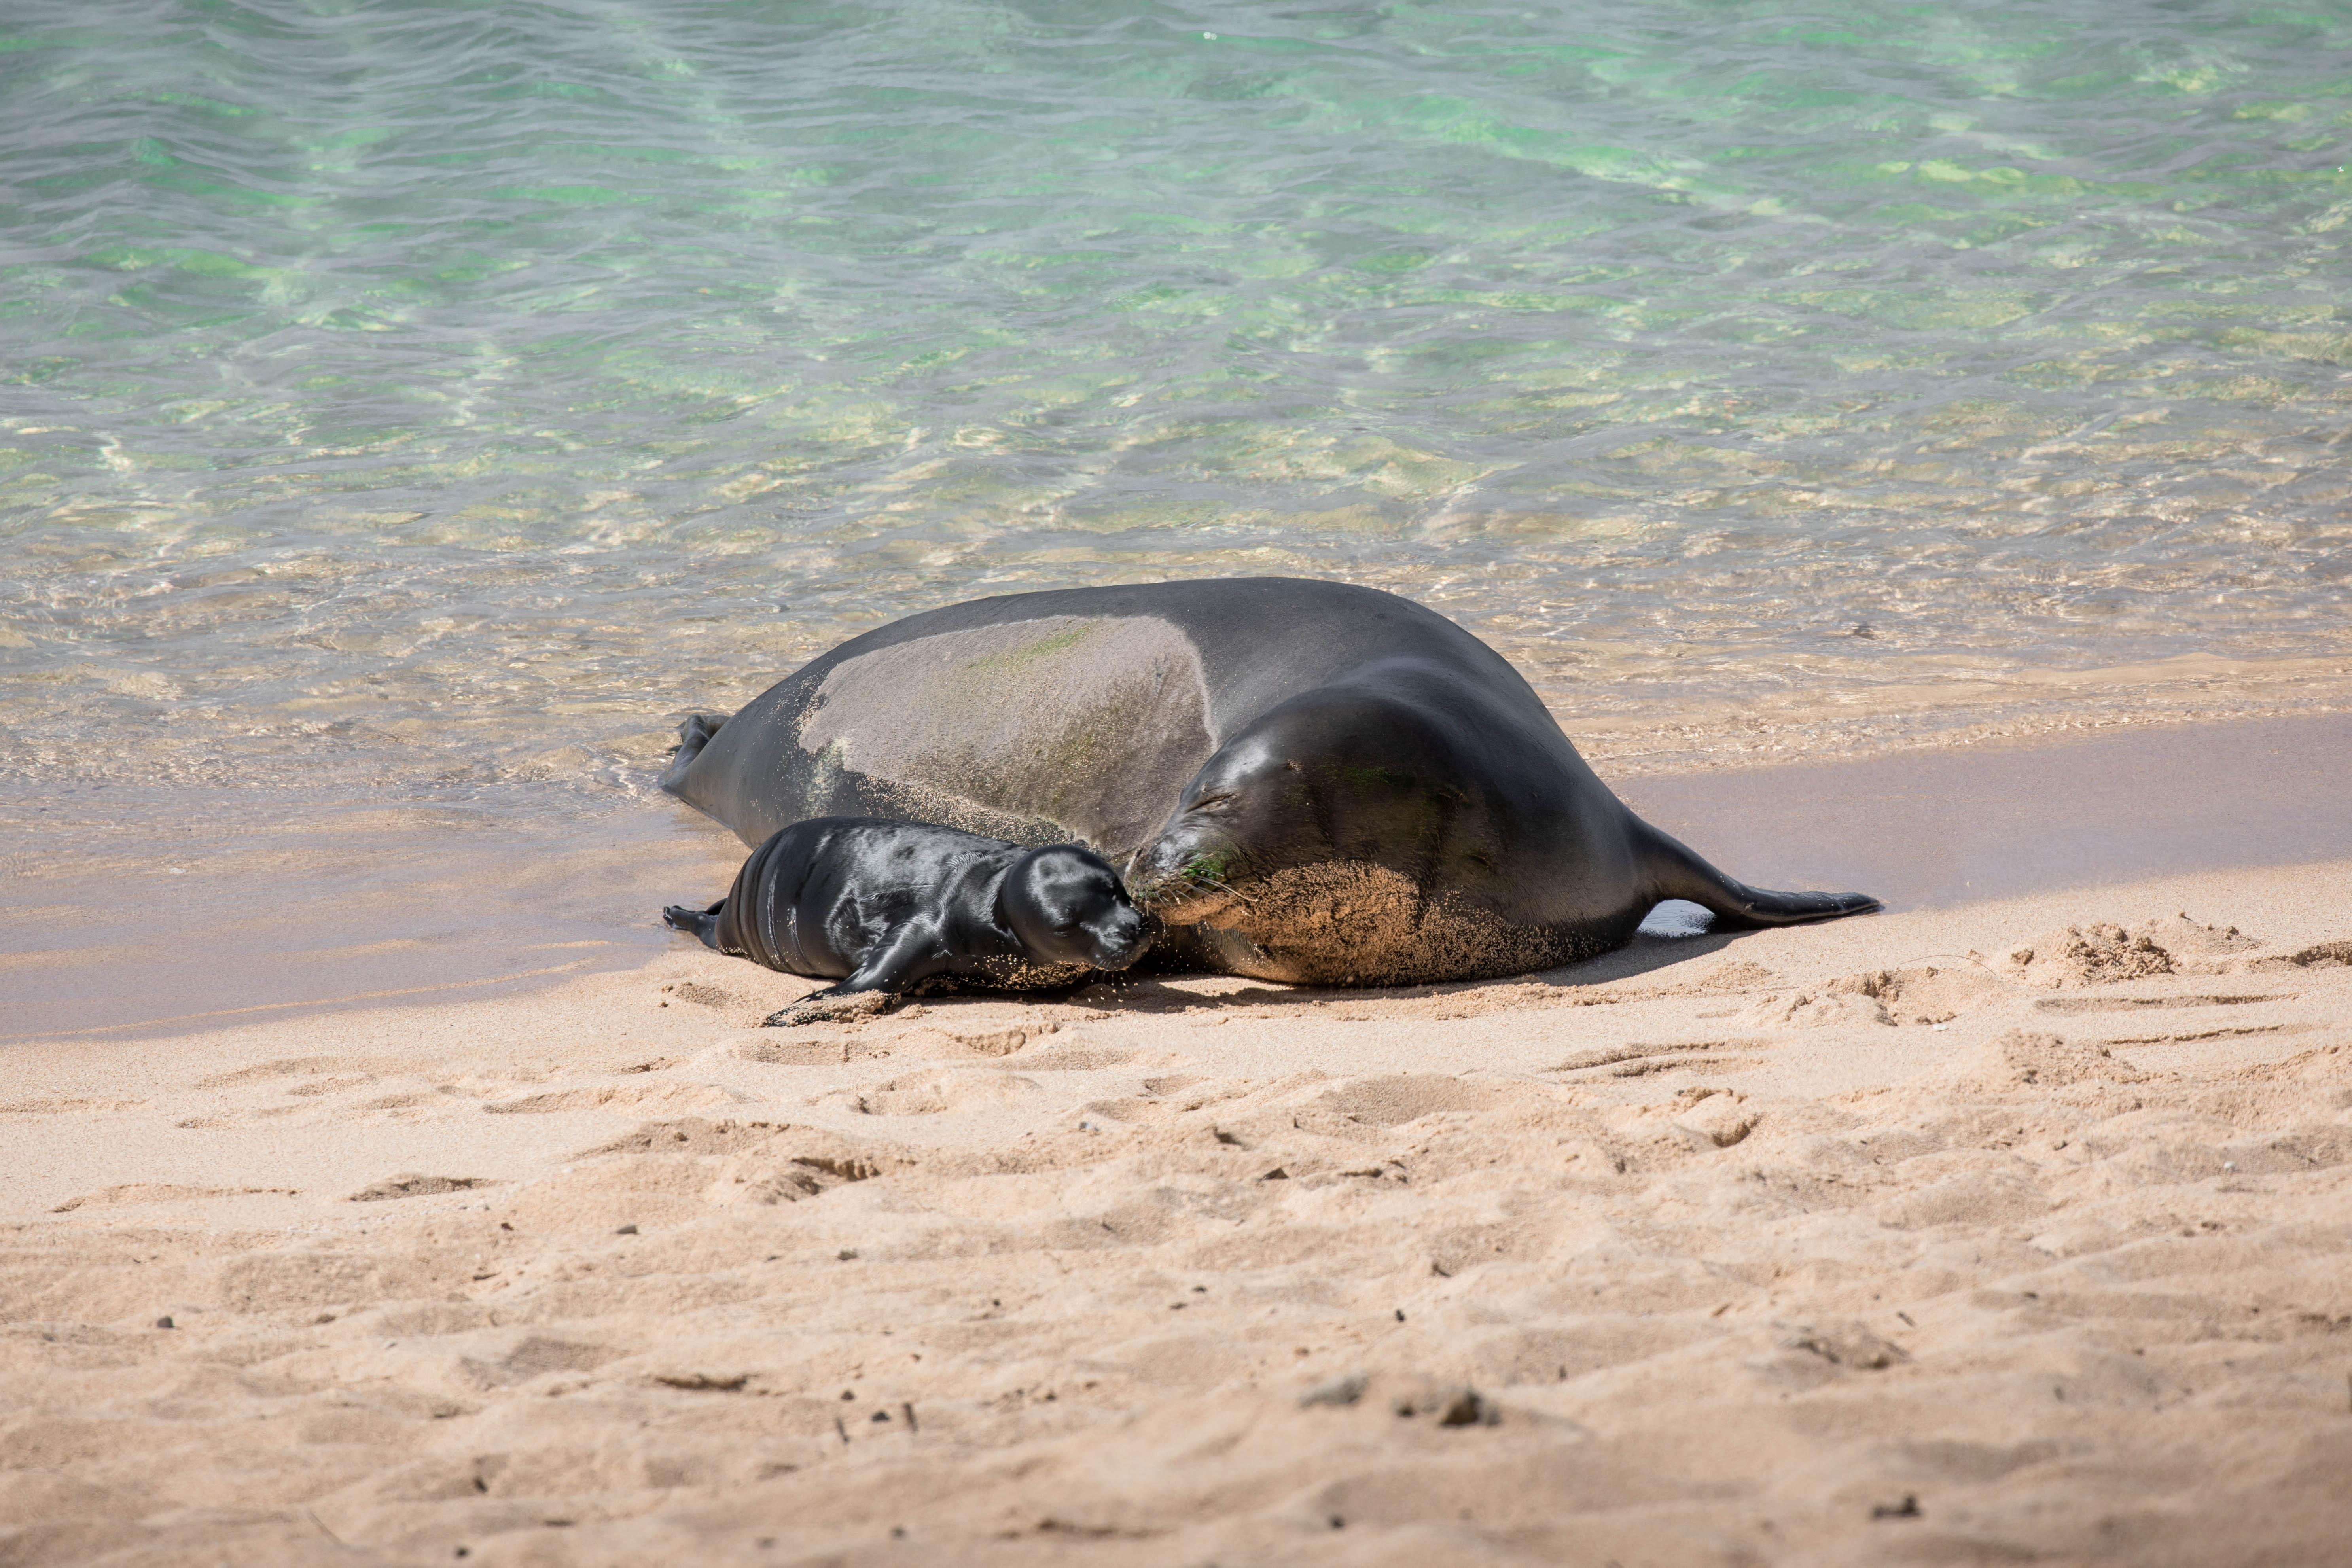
[1093,907,1155,968]
[1128,837,1192,900]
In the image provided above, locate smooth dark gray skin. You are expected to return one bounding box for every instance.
[661,578,1878,983]
[663,818,1153,1020]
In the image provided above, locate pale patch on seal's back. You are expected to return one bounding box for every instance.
[797,616,1214,857]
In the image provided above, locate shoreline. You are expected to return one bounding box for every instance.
[1616,708,2352,911]
[1555,660,2352,778]
[7,708,2346,1040]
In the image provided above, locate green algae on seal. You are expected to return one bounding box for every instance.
[661,578,1879,986]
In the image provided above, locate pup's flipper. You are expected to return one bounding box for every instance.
[761,920,949,1027]
[763,988,898,1028]
[661,900,725,949]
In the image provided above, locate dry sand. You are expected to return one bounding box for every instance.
[8,835,2352,1566]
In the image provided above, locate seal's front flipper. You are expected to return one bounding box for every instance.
[1636,821,1880,931]
[662,899,726,949]
[762,920,948,1027]
[833,919,951,996]
[659,712,732,794]
[764,987,897,1028]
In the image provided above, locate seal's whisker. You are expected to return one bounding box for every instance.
[1190,875,1256,907]
[1130,869,1254,909]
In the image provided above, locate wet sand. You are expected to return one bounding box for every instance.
[0,794,743,1044]
[1619,710,2352,909]
[5,717,2351,1566]
[8,711,2345,1040]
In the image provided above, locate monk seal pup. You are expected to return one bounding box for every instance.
[663,817,1154,1023]
[660,578,1877,986]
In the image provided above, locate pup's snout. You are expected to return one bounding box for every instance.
[1091,906,1156,969]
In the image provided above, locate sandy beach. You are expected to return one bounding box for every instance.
[8,721,2350,1567]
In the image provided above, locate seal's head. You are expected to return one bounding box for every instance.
[1128,679,1491,928]
[1000,845,1157,971]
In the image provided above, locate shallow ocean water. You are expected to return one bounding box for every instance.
[4,0,2350,837]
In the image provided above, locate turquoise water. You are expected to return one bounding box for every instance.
[5,0,2352,814]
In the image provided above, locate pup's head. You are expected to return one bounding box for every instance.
[1000,845,1156,971]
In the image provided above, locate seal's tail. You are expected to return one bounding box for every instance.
[1634,819,1880,929]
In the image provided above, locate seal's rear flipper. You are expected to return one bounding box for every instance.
[659,712,732,795]
[662,900,725,949]
[1636,820,1880,930]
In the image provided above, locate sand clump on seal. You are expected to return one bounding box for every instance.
[1164,859,1535,989]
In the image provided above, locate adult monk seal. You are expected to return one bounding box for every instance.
[660,578,1877,985]
[663,818,1153,1020]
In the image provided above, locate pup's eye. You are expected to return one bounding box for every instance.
[1189,793,1236,812]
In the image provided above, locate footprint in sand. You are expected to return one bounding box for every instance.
[348,1174,496,1202]
[195,1055,379,1089]
[1314,1074,1517,1127]
[1733,990,1892,1028]
[483,1083,754,1115]
[843,1068,1043,1116]
[1924,1029,2148,1093]
[51,1182,297,1212]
